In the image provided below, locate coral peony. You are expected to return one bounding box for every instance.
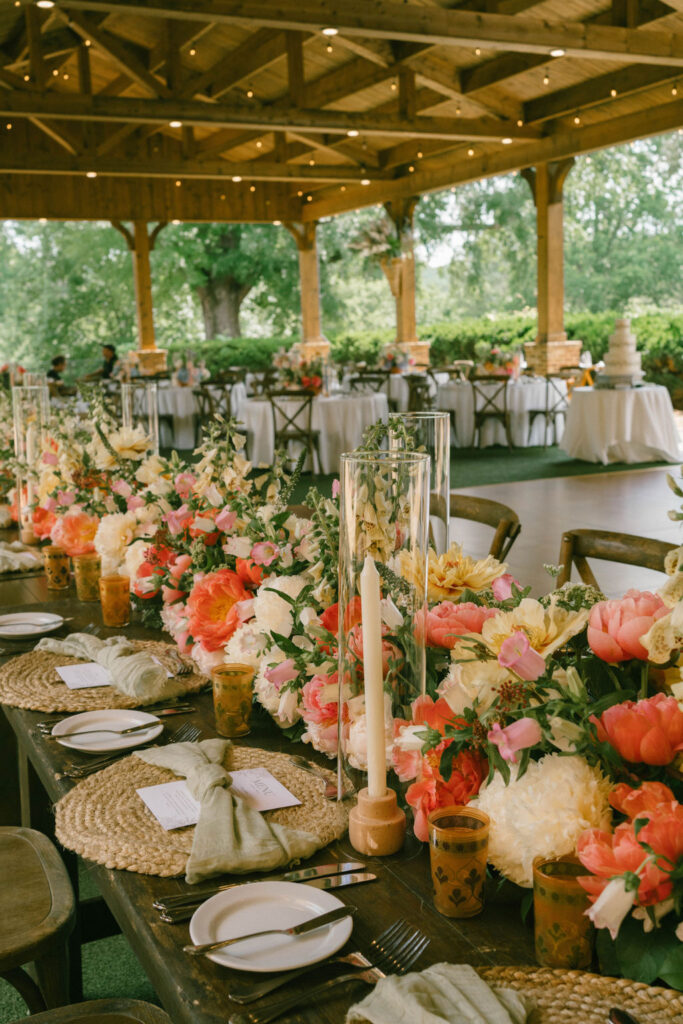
[187,568,250,651]
[591,693,683,765]
[421,601,496,649]
[347,622,401,677]
[578,823,673,907]
[587,589,668,662]
[609,781,677,819]
[50,509,99,556]
[319,597,363,637]
[393,694,458,782]
[236,558,263,587]
[33,505,57,540]
[406,740,487,842]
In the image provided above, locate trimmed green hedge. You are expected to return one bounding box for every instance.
[169,311,683,405]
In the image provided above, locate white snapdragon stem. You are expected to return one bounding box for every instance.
[586,877,634,939]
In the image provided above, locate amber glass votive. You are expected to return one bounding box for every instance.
[73,552,101,602]
[533,855,593,969]
[43,545,70,590]
[428,805,490,918]
[212,663,255,738]
[99,574,131,627]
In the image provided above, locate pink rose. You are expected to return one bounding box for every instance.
[264,659,299,690]
[302,672,338,726]
[492,574,520,601]
[498,630,546,680]
[488,717,542,763]
[347,623,400,676]
[422,601,496,649]
[588,589,669,663]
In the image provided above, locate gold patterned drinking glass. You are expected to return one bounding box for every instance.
[72,552,101,602]
[99,574,131,627]
[212,663,255,737]
[428,805,489,918]
[533,855,594,969]
[43,546,70,590]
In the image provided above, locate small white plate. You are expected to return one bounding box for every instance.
[51,709,162,753]
[189,880,353,971]
[0,612,64,638]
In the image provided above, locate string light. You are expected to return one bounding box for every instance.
[326,43,333,53]
[297,190,303,196]
[273,219,281,225]
[23,74,29,81]
[517,119,523,127]
[246,86,254,98]
[306,194,313,201]
[249,185,256,192]
[256,140,262,148]
[360,177,370,185]
[467,148,474,156]
[86,171,97,178]
[5,123,12,130]
[390,81,397,91]
[610,88,617,97]
[232,175,242,182]
[408,165,415,172]
[550,48,565,57]
[341,185,346,191]
[501,137,512,144]
[171,218,181,225]
[309,158,315,166]
[573,115,581,125]
[169,120,182,128]
[220,193,226,200]
[62,72,69,79]
[456,105,461,116]
[175,180,182,187]
[189,47,196,56]
[543,72,550,86]
[321,27,338,36]
[347,129,359,137]
[39,218,47,224]
[474,47,481,55]
[36,1,55,7]
[52,69,59,76]
[417,150,423,158]
[672,84,679,96]
[84,39,91,47]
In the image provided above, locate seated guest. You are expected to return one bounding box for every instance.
[81,344,120,382]
[47,354,66,382]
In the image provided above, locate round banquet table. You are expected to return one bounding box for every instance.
[436,377,567,447]
[238,392,389,474]
[135,383,249,450]
[560,384,681,464]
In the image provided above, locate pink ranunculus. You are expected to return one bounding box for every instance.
[488,717,542,763]
[111,479,132,498]
[498,630,546,680]
[174,471,196,499]
[169,553,193,580]
[264,658,299,690]
[587,589,669,663]
[302,672,338,726]
[57,490,76,507]
[492,573,520,601]
[250,541,280,566]
[215,506,237,532]
[422,601,496,649]
[42,451,58,466]
[50,509,99,556]
[164,503,190,536]
[126,495,145,511]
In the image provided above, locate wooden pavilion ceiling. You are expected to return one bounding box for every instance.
[0,0,682,222]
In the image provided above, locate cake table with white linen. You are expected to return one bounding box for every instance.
[560,384,680,464]
[436,377,567,448]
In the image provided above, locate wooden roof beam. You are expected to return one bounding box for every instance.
[524,63,683,122]
[54,2,683,67]
[0,92,543,140]
[180,29,290,100]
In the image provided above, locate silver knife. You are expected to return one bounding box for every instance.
[183,905,354,956]
[154,861,365,913]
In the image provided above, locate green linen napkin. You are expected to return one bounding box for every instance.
[137,738,321,884]
[36,632,187,704]
[346,963,530,1024]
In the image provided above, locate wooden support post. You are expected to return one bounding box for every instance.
[283,220,329,361]
[521,160,582,374]
[111,219,168,374]
[382,196,429,367]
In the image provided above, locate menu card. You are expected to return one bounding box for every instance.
[137,767,301,831]
[56,656,172,690]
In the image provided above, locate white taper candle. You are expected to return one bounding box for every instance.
[360,553,386,799]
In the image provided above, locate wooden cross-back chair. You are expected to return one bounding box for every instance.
[469,375,512,448]
[528,373,570,447]
[348,370,391,393]
[249,368,279,395]
[557,529,677,589]
[431,361,474,382]
[266,388,321,473]
[430,492,521,561]
[192,385,216,445]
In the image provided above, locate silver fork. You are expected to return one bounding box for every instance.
[166,649,193,676]
[229,919,424,1004]
[55,722,201,778]
[227,920,429,1024]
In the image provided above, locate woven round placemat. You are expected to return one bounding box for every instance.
[478,966,683,1023]
[0,641,207,712]
[55,745,348,876]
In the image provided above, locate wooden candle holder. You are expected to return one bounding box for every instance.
[348,787,406,857]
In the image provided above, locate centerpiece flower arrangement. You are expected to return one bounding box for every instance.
[0,386,15,527]
[377,344,410,374]
[273,346,324,393]
[473,341,521,377]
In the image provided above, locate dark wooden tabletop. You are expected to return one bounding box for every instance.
[0,567,536,1024]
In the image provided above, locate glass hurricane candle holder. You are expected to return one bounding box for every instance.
[121,382,159,454]
[73,552,101,602]
[337,450,429,806]
[99,574,131,627]
[389,411,450,554]
[428,805,490,918]
[533,855,594,969]
[12,384,49,544]
[211,663,255,737]
[43,546,70,590]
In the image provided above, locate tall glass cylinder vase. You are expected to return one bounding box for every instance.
[121,382,159,454]
[389,411,450,554]
[337,450,429,805]
[12,384,49,544]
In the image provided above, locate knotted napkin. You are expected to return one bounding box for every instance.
[137,738,321,884]
[346,963,530,1024]
[36,632,186,704]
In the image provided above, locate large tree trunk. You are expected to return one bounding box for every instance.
[196,277,251,338]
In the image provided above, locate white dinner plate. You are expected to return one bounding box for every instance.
[51,709,163,753]
[189,880,353,971]
[0,611,64,639]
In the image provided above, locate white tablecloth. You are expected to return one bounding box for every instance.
[136,384,249,450]
[435,378,567,447]
[560,385,681,464]
[238,393,389,474]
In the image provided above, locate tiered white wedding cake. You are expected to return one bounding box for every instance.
[598,318,644,386]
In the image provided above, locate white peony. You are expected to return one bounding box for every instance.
[94,511,137,576]
[190,642,225,677]
[253,574,307,639]
[472,754,612,887]
[123,538,151,582]
[223,622,266,669]
[91,425,150,470]
[135,455,166,485]
[438,655,511,716]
